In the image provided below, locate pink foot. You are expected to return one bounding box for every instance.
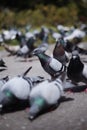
[66,89,73,93]
[84,88,87,93]
[25,107,29,112]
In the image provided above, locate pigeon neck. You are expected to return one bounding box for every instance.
[34,97,45,107]
[37,53,50,61]
[4,90,14,99]
[29,97,47,120]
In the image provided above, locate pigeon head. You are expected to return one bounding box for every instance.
[72,50,79,59]
[29,97,47,120]
[28,103,40,120]
[56,37,65,46]
[32,48,45,56]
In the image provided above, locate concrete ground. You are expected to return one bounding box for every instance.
[0,45,87,130]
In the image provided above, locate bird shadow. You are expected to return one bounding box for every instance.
[0,96,74,119]
[47,96,74,112]
[64,84,87,93]
[59,96,74,103]
[82,60,87,63]
[16,58,38,62]
[0,99,29,115]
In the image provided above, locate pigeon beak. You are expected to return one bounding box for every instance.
[31,48,42,56]
[28,103,40,120]
[0,104,3,112]
[31,50,36,56]
[28,115,34,121]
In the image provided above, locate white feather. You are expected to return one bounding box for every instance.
[1,77,31,100]
[49,58,62,71]
[30,78,63,105]
[20,45,29,54]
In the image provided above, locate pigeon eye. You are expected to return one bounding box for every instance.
[73,55,77,59]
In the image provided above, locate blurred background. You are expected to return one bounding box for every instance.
[0,0,87,28]
[0,0,87,48]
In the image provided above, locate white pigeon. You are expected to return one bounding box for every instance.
[0,75,44,112]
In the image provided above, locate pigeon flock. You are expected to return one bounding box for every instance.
[0,23,87,120]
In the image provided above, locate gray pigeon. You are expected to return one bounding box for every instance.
[32,48,66,79]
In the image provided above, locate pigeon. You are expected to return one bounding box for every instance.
[38,26,49,41]
[32,48,66,79]
[16,33,26,48]
[49,28,61,40]
[1,43,19,55]
[0,67,44,112]
[26,36,35,49]
[17,44,29,57]
[17,37,36,58]
[33,34,49,54]
[28,77,64,120]
[53,37,69,65]
[64,28,86,42]
[67,50,87,84]
[64,40,87,55]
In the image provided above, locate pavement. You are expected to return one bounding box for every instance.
[0,45,87,130]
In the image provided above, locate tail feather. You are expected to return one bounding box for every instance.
[22,66,32,76]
